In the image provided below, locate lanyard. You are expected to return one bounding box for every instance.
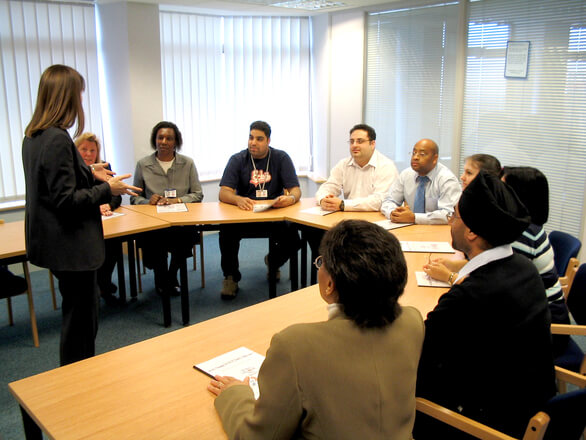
[250,149,271,191]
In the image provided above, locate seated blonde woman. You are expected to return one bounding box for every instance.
[75,132,122,305]
[208,219,424,440]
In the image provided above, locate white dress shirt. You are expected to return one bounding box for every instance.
[380,162,461,224]
[315,150,399,211]
[456,244,513,283]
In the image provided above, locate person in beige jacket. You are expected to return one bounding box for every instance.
[208,219,425,440]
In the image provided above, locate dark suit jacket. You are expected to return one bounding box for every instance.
[416,253,556,439]
[22,127,112,271]
[215,306,424,440]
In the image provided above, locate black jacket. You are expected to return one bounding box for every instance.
[22,127,112,271]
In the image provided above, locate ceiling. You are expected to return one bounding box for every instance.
[117,0,402,16]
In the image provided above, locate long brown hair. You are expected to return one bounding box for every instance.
[25,64,85,138]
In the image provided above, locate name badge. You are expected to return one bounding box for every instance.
[256,190,268,198]
[164,189,177,198]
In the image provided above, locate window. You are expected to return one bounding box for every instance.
[159,12,312,180]
[0,0,102,203]
[365,3,459,171]
[461,0,586,237]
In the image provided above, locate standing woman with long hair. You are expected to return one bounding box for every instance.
[22,65,140,365]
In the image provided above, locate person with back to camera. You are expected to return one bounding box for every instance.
[75,132,122,306]
[130,121,203,325]
[22,64,140,365]
[208,219,425,440]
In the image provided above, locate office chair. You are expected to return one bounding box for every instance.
[549,231,581,279]
[415,367,586,440]
[1,264,39,347]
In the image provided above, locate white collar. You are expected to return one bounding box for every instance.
[455,244,513,282]
[327,303,343,320]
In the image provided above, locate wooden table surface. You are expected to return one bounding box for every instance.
[0,220,26,259]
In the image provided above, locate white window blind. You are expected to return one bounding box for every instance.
[0,0,102,203]
[160,12,311,181]
[461,0,586,237]
[365,3,459,171]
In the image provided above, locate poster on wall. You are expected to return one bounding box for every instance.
[505,41,530,78]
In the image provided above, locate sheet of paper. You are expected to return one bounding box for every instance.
[101,211,125,221]
[300,206,337,216]
[253,200,275,212]
[156,203,188,213]
[373,219,413,230]
[194,347,265,399]
[400,241,454,253]
[415,271,451,288]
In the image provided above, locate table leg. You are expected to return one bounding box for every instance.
[127,238,137,300]
[290,249,298,292]
[162,290,171,327]
[179,257,189,325]
[300,229,308,288]
[268,237,277,299]
[20,405,42,440]
[115,240,126,304]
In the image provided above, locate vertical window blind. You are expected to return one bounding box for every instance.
[160,12,311,180]
[0,0,102,203]
[365,3,459,171]
[461,0,586,237]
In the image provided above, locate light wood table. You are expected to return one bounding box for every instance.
[9,251,448,439]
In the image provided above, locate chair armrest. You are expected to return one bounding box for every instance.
[415,398,520,440]
[551,324,586,336]
[555,366,586,388]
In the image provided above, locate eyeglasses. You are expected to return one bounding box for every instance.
[347,138,370,145]
[409,150,430,158]
[446,212,461,222]
[313,255,324,270]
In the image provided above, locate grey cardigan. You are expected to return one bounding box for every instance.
[130,152,203,204]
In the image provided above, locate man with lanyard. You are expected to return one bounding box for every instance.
[218,121,301,299]
[414,171,555,439]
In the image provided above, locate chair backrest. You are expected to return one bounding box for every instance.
[567,263,586,325]
[542,387,586,440]
[549,231,581,277]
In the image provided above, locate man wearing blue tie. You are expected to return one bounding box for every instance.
[380,139,461,224]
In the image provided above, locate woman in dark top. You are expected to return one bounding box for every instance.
[22,64,140,365]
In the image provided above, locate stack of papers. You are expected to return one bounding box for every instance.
[156,203,188,213]
[400,241,454,253]
[373,219,413,230]
[194,347,265,399]
[415,272,451,288]
[101,211,125,221]
[300,206,336,216]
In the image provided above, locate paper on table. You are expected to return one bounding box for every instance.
[400,241,454,253]
[415,271,451,288]
[194,346,265,399]
[156,203,188,213]
[373,219,413,230]
[300,206,337,216]
[101,211,125,221]
[253,200,276,213]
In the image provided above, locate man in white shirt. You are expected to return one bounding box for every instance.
[315,124,398,212]
[381,139,461,224]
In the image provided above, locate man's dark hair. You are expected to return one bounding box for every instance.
[350,124,376,141]
[468,154,502,178]
[150,121,183,150]
[319,220,407,328]
[250,120,271,139]
[502,166,549,226]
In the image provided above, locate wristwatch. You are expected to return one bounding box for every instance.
[339,200,345,211]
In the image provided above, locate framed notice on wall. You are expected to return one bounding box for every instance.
[505,41,530,78]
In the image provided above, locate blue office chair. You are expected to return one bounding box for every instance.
[415,367,586,440]
[549,231,581,278]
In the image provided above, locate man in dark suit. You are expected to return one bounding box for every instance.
[415,171,556,439]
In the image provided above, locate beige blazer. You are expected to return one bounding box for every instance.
[215,306,424,440]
